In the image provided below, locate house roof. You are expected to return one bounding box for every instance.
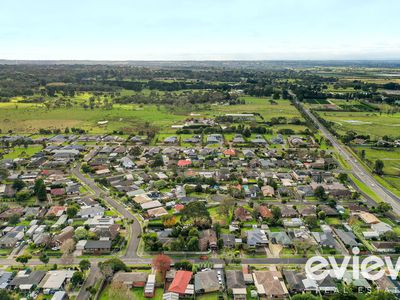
[113,272,148,284]
[269,232,292,246]
[40,270,74,289]
[168,271,193,294]
[194,270,219,292]
[226,270,245,289]
[335,229,358,247]
[84,240,111,249]
[253,271,288,297]
[247,228,268,246]
[10,270,46,287]
[283,270,306,291]
[223,149,236,156]
[257,206,273,218]
[359,211,380,224]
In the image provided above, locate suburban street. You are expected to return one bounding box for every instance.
[71,163,142,258]
[297,100,400,214]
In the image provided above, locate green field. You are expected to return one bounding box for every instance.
[0,103,186,134]
[1,145,43,159]
[0,97,302,135]
[210,97,303,121]
[352,146,400,193]
[319,111,400,139]
[353,147,400,176]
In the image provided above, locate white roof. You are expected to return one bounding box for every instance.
[41,270,75,289]
[141,200,162,210]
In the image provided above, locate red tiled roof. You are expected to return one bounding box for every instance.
[168,270,192,294]
[175,204,185,212]
[50,188,65,196]
[223,149,236,156]
[46,206,65,216]
[177,160,191,167]
[258,206,273,218]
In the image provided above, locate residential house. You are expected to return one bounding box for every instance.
[253,270,288,298]
[280,206,298,218]
[283,270,318,294]
[269,232,292,247]
[168,271,193,297]
[194,270,220,294]
[77,206,105,219]
[9,270,46,290]
[261,185,275,197]
[246,228,268,247]
[83,240,112,254]
[113,272,148,287]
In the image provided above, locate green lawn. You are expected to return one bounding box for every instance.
[325,217,341,225]
[100,286,164,300]
[197,292,221,300]
[2,145,43,159]
[349,174,381,203]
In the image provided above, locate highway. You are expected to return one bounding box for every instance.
[297,100,400,215]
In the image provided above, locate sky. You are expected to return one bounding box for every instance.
[1,0,399,60]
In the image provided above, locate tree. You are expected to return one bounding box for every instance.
[152,154,164,167]
[187,237,199,251]
[98,258,128,278]
[376,202,392,214]
[16,254,32,266]
[8,214,20,225]
[180,201,211,227]
[383,231,398,241]
[360,149,366,160]
[153,254,172,279]
[337,173,348,184]
[194,184,203,193]
[305,216,318,228]
[79,259,91,271]
[271,206,282,219]
[12,179,25,191]
[331,292,359,300]
[314,186,328,201]
[366,291,396,300]
[0,290,13,300]
[174,260,193,271]
[142,233,163,251]
[39,253,49,266]
[162,215,177,228]
[374,159,384,175]
[293,239,315,256]
[16,189,31,202]
[71,271,84,287]
[218,197,235,216]
[318,210,326,220]
[292,294,318,300]
[34,178,47,201]
[66,205,78,218]
[81,163,93,173]
[74,227,89,240]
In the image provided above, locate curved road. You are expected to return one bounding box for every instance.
[71,163,142,258]
[298,100,400,214]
